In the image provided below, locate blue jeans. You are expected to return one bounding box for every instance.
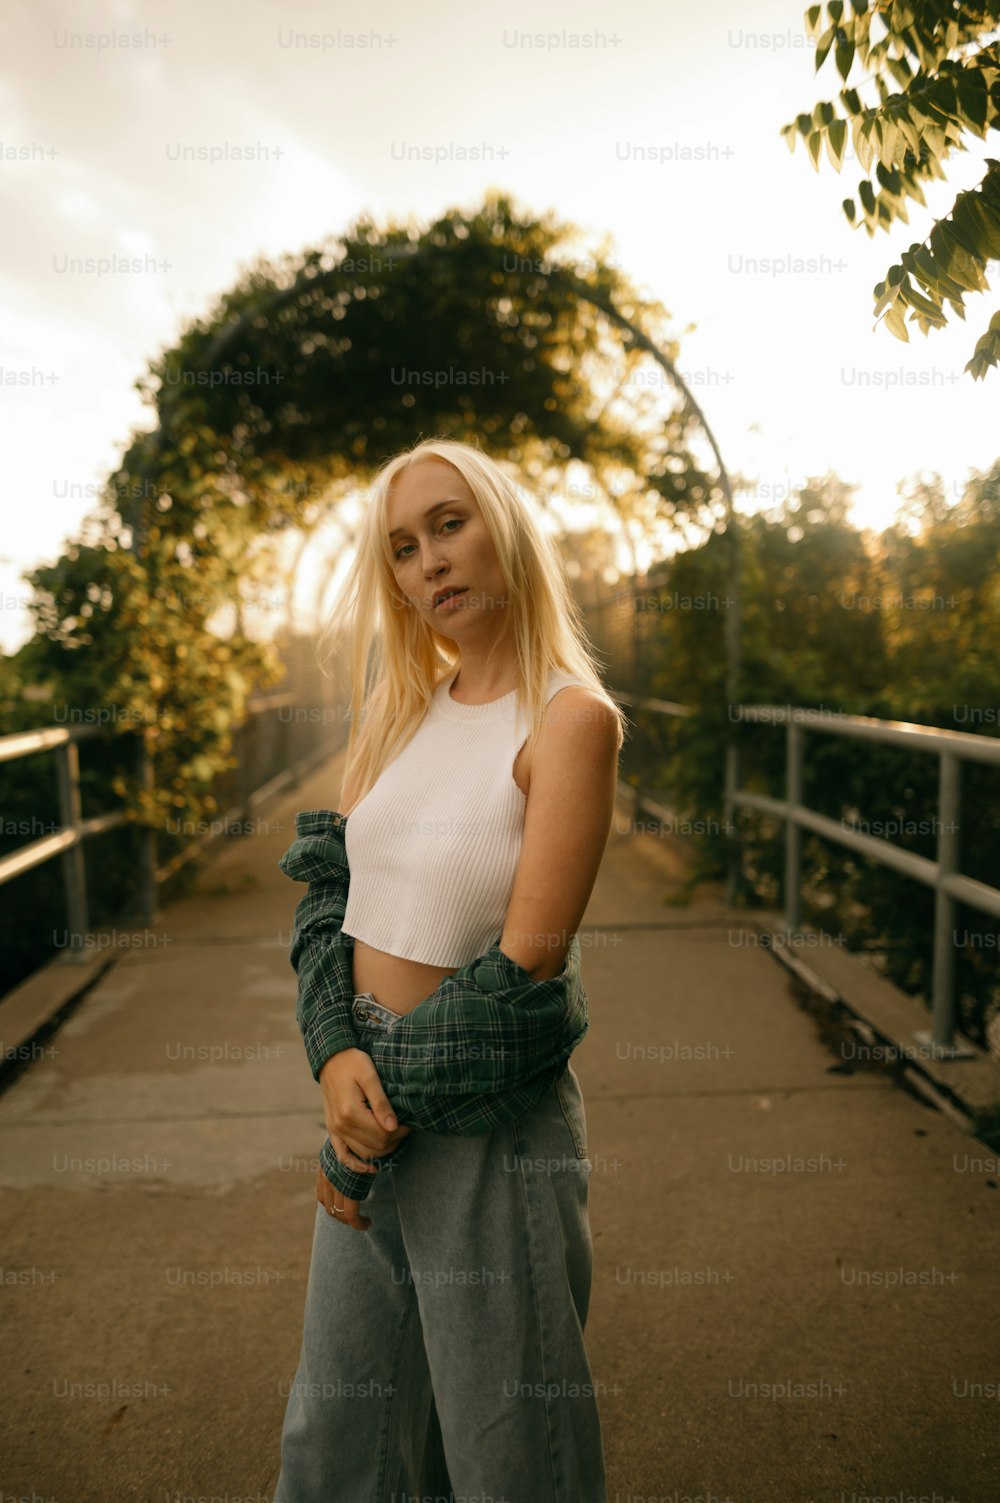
[273,993,607,1503]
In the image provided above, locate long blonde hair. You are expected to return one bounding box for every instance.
[317,436,629,806]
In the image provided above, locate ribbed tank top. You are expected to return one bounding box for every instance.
[341,666,591,967]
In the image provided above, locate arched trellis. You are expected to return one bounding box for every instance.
[135,241,743,710]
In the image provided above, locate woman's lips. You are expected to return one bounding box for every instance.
[434,588,468,610]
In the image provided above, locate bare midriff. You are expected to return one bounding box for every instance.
[343,742,530,1016]
[350,942,460,1016]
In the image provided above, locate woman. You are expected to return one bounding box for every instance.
[274,437,627,1503]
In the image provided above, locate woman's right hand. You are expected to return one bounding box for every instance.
[318,1048,412,1174]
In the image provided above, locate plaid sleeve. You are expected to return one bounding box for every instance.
[279,810,410,1200]
[278,809,590,1201]
[318,1131,408,1201]
[279,812,358,1079]
[361,937,589,1137]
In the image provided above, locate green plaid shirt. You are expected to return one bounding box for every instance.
[278,809,589,1200]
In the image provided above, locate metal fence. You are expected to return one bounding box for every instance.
[0,635,346,970]
[0,721,146,967]
[611,687,1000,1058]
[7,594,997,1058]
[728,706,1000,1058]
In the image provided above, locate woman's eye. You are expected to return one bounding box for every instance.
[394,518,462,560]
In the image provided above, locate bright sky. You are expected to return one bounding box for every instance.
[2,0,998,654]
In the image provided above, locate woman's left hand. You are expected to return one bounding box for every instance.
[315,1166,370,1233]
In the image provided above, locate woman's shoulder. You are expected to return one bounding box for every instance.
[544,666,616,718]
[528,673,622,775]
[544,665,590,696]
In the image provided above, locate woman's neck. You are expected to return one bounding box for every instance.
[448,652,521,705]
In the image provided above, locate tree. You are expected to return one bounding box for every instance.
[782,1,1000,379]
[18,192,723,848]
[624,467,1000,1056]
[874,459,1000,709]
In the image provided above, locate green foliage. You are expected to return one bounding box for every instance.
[0,650,162,996]
[20,531,280,841]
[622,464,1000,1044]
[7,190,721,991]
[119,192,719,543]
[17,192,715,842]
[783,1,1000,377]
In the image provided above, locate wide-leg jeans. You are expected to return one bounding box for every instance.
[273,993,608,1503]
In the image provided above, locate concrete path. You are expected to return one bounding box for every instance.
[1,751,998,1503]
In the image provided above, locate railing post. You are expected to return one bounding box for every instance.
[724,735,740,906]
[931,751,959,1048]
[784,720,803,933]
[915,750,973,1057]
[136,738,159,927]
[280,699,299,793]
[55,740,90,965]
[631,700,645,828]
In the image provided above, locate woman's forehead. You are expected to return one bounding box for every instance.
[386,461,474,521]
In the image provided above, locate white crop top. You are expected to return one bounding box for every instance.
[341,666,592,967]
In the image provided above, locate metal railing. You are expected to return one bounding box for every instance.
[612,691,1000,1057]
[729,707,1000,1057]
[0,691,345,969]
[8,681,996,1054]
[0,723,147,966]
[608,689,692,825]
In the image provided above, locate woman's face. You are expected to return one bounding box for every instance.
[386,459,509,638]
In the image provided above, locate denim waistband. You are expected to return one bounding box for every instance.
[351,992,404,1031]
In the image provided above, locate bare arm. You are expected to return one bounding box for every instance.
[498,688,620,981]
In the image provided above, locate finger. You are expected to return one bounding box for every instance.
[354,1063,399,1131]
[330,1134,379,1175]
[325,1119,378,1159]
[344,1134,390,1167]
[337,1109,411,1156]
[314,1167,341,1220]
[339,1196,371,1233]
[340,1105,399,1156]
[329,1110,389,1159]
[315,1163,370,1231]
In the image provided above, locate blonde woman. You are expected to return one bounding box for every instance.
[274,437,627,1503]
